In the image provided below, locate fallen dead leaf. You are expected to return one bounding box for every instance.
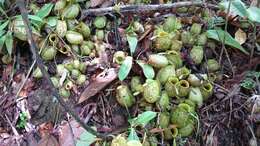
[250,0,260,7]
[78,68,117,104]
[2,64,12,81]
[37,134,59,146]
[91,0,105,7]
[100,0,114,8]
[21,133,38,146]
[0,133,10,139]
[235,28,247,45]
[138,24,153,42]
[59,120,97,146]
[39,122,54,138]
[59,120,84,146]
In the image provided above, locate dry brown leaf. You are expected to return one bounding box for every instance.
[2,64,12,81]
[59,120,85,146]
[101,0,114,8]
[91,0,105,7]
[250,0,260,7]
[37,134,59,146]
[39,122,54,138]
[78,68,117,104]
[235,28,247,45]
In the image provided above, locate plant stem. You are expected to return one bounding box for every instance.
[219,0,234,76]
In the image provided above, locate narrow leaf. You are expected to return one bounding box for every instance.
[127,128,139,141]
[247,7,260,23]
[36,3,53,18]
[28,16,44,30]
[136,60,155,79]
[219,0,248,18]
[0,30,5,36]
[118,56,133,81]
[127,33,138,56]
[130,111,157,127]
[5,31,13,55]
[207,29,249,55]
[28,15,43,22]
[0,6,7,17]
[0,34,6,50]
[0,20,9,31]
[0,0,4,6]
[208,17,225,29]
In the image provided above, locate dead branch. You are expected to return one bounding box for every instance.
[81,1,218,18]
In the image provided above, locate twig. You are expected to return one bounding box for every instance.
[218,0,235,76]
[80,1,218,18]
[67,115,76,146]
[16,0,105,138]
[250,23,257,63]
[5,114,21,146]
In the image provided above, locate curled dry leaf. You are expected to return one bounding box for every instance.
[59,120,84,146]
[235,28,247,45]
[59,120,97,146]
[78,68,117,104]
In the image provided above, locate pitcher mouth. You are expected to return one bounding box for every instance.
[179,80,189,88]
[203,83,213,91]
[49,34,58,45]
[168,77,179,85]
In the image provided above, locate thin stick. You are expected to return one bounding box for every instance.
[80,1,218,18]
[250,23,257,63]
[5,114,20,146]
[219,0,235,76]
[16,0,105,138]
[14,35,48,99]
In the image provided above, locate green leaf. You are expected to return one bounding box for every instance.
[208,17,225,28]
[0,0,4,6]
[240,78,256,90]
[28,15,43,22]
[128,128,139,141]
[5,31,13,55]
[207,29,249,55]
[0,6,7,17]
[0,33,6,50]
[27,15,44,30]
[36,3,53,18]
[0,20,9,31]
[247,7,260,23]
[15,15,43,22]
[46,16,58,27]
[127,33,138,56]
[0,30,5,36]
[130,111,157,127]
[136,60,155,79]
[76,129,97,146]
[219,0,248,18]
[118,56,133,81]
